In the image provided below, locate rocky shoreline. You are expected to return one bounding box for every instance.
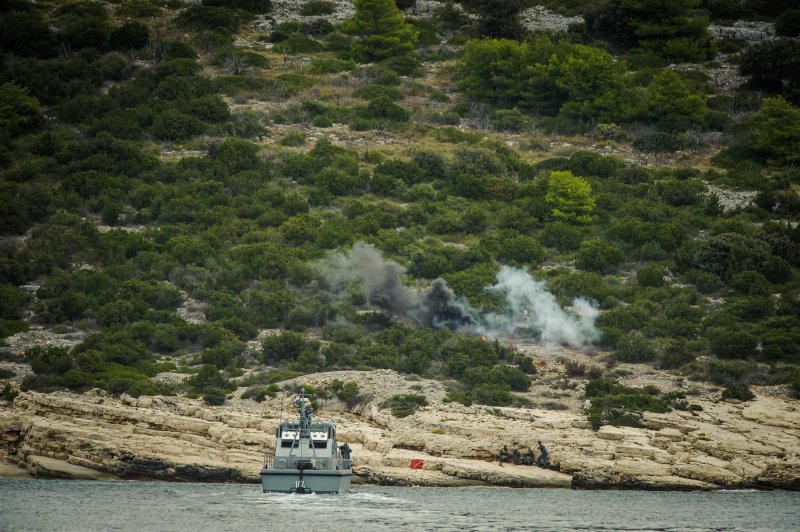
[1,369,798,490]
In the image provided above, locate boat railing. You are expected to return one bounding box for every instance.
[264,454,273,468]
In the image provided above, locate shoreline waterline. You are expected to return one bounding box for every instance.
[3,462,796,492]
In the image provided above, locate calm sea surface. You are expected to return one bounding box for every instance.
[1,479,798,531]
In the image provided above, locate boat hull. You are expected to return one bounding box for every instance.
[260,468,352,494]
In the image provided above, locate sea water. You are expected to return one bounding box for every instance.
[1,479,798,531]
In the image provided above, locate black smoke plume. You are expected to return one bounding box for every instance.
[317,242,477,330]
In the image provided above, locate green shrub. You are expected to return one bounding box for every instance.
[700,359,748,386]
[381,55,422,76]
[613,333,657,363]
[458,37,634,121]
[274,33,323,54]
[381,393,428,417]
[695,233,771,282]
[212,48,269,72]
[0,284,30,321]
[242,383,279,402]
[706,326,757,360]
[637,265,666,288]
[329,379,362,408]
[109,21,149,51]
[657,179,703,206]
[202,388,228,405]
[272,73,314,95]
[0,320,28,339]
[656,339,696,369]
[279,130,306,147]
[632,131,685,153]
[28,346,73,376]
[203,0,272,12]
[2,383,19,403]
[178,6,242,32]
[443,390,473,406]
[352,84,403,101]
[260,331,318,363]
[491,108,527,132]
[585,379,669,430]
[540,223,585,252]
[776,9,800,37]
[461,365,531,392]
[471,383,516,406]
[301,0,336,16]
[576,239,624,273]
[364,96,409,121]
[151,109,205,141]
[308,57,356,74]
[188,364,234,404]
[721,382,755,401]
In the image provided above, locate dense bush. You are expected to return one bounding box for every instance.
[636,265,666,288]
[188,364,235,405]
[739,39,800,99]
[300,0,335,16]
[381,393,428,417]
[585,379,671,430]
[576,239,625,273]
[694,233,771,281]
[458,37,635,122]
[585,0,712,63]
[721,382,755,401]
[613,332,658,363]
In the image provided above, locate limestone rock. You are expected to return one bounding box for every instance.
[1,368,798,490]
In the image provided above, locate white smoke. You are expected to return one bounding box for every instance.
[318,243,599,350]
[479,266,600,350]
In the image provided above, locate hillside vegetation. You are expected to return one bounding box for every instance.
[1,0,799,428]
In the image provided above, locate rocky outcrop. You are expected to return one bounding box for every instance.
[708,21,775,42]
[520,6,583,34]
[1,368,798,489]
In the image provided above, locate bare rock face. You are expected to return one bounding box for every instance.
[520,6,583,34]
[1,370,799,490]
[708,21,775,42]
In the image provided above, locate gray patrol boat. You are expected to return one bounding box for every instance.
[261,391,352,494]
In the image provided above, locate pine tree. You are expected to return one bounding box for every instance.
[586,0,712,63]
[461,0,526,40]
[646,70,707,132]
[545,170,595,224]
[343,0,418,62]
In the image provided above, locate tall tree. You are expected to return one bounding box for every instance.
[645,69,707,131]
[458,37,635,121]
[754,97,800,168]
[586,0,711,63]
[740,38,800,101]
[545,170,595,223]
[343,0,418,62]
[461,0,527,40]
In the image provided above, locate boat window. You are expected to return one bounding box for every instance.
[281,440,295,448]
[313,441,327,449]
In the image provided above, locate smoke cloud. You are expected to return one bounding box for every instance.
[318,243,598,350]
[479,266,600,350]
